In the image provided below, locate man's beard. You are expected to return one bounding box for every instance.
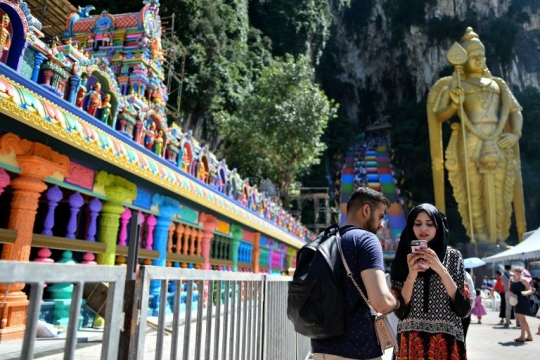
[365,213,378,234]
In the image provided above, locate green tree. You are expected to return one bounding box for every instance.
[216,54,338,202]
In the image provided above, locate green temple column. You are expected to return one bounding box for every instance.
[93,172,136,327]
[230,225,243,272]
[94,171,137,266]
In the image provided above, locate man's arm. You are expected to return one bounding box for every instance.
[361,268,399,314]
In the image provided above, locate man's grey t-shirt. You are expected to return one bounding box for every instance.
[311,226,385,359]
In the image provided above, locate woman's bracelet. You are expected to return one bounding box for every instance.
[394,298,401,311]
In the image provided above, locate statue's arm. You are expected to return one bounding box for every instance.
[509,107,523,135]
[434,87,459,123]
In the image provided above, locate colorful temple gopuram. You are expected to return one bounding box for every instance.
[0,0,311,340]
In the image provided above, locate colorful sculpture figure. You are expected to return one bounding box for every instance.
[154,129,164,156]
[197,160,208,183]
[100,93,112,124]
[181,149,190,173]
[102,27,112,47]
[144,121,156,150]
[0,14,11,60]
[75,74,88,108]
[428,27,525,244]
[138,32,151,48]
[86,31,95,50]
[86,83,102,116]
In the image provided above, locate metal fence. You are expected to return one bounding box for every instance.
[0,260,126,360]
[264,276,311,360]
[136,266,311,360]
[0,262,311,360]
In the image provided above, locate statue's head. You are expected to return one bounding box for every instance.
[2,14,9,27]
[461,27,487,75]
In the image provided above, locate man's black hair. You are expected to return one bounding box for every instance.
[346,187,390,215]
[504,264,511,270]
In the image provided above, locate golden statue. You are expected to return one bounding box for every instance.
[0,14,11,59]
[428,27,526,245]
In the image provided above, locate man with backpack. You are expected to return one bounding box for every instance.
[310,187,400,360]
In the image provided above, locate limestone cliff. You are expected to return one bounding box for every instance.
[321,0,540,126]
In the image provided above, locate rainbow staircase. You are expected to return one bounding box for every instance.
[339,148,356,224]
[339,142,406,250]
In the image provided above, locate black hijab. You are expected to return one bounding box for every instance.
[390,203,449,311]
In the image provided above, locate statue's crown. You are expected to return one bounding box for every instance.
[461,27,485,53]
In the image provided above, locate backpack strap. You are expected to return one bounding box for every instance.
[336,230,378,315]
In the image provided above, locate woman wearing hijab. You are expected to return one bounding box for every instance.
[390,203,473,359]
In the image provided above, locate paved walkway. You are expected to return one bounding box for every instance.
[2,308,539,359]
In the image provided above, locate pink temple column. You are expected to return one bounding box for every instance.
[199,213,217,270]
[66,192,84,239]
[117,207,132,247]
[278,244,286,273]
[145,214,156,250]
[42,70,53,86]
[34,248,54,264]
[267,239,274,273]
[0,168,10,195]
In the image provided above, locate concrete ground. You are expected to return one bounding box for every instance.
[1,308,539,359]
[382,309,540,360]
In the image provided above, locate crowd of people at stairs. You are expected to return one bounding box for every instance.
[352,135,388,192]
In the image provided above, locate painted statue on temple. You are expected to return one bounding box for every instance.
[86,32,95,50]
[144,121,157,150]
[0,14,11,61]
[87,83,102,116]
[102,27,112,47]
[100,93,112,124]
[428,27,526,245]
[75,74,88,108]
[196,160,208,183]
[180,149,190,172]
[154,129,164,156]
[138,32,151,48]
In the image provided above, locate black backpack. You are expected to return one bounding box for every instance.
[287,224,358,340]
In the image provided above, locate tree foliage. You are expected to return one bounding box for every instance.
[216,54,338,200]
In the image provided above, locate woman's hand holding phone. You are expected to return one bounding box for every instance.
[405,240,429,274]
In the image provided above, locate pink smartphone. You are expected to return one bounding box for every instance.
[411,240,428,253]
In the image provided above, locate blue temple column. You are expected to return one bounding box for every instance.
[16,41,30,73]
[31,52,47,82]
[149,194,180,316]
[68,73,81,105]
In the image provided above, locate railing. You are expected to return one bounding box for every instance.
[0,261,126,360]
[136,266,311,360]
[264,276,311,360]
[0,262,311,360]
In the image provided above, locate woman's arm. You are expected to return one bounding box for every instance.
[521,279,533,296]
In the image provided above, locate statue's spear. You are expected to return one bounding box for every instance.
[447,42,477,252]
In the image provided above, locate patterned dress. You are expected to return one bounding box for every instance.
[391,249,473,360]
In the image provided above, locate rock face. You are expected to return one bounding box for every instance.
[323,0,540,125]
